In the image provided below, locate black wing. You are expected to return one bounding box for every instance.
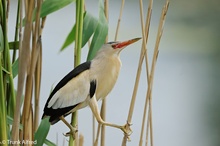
[42,61,91,124]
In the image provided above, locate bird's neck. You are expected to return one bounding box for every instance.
[90,54,122,99]
[92,54,121,74]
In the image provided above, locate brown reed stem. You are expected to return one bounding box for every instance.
[148,1,169,145]
[100,100,106,146]
[79,134,84,146]
[100,1,109,146]
[143,1,170,146]
[34,16,46,132]
[32,0,43,133]
[121,43,146,146]
[138,0,153,145]
[122,0,152,145]
[11,0,31,143]
[22,0,42,141]
[94,124,101,146]
[93,115,96,145]
[114,0,125,41]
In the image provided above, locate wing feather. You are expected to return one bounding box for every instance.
[48,70,90,109]
[42,61,91,123]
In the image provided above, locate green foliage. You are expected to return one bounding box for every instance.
[34,118,51,146]
[60,12,98,51]
[1,0,108,145]
[82,12,99,48]
[87,0,108,61]
[60,24,76,51]
[60,0,108,62]
[23,0,76,25]
[44,139,56,146]
[40,0,76,18]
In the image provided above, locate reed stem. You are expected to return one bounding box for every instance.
[114,0,125,41]
[69,0,84,145]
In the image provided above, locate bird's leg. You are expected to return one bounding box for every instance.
[60,116,77,138]
[89,96,132,137]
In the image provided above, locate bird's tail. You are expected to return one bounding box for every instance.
[42,114,60,125]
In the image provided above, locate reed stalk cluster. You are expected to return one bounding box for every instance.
[0,0,169,145]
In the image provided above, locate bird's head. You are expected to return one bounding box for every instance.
[97,37,141,57]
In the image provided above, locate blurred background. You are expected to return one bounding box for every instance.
[8,0,220,145]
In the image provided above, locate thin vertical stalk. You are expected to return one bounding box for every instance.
[121,49,146,146]
[94,124,101,146]
[114,0,125,41]
[12,0,20,63]
[79,134,84,146]
[11,0,23,141]
[99,0,109,145]
[121,0,154,144]
[34,16,46,132]
[34,41,41,132]
[100,100,106,146]
[22,0,42,142]
[69,0,84,146]
[11,0,33,142]
[138,0,153,145]
[144,105,151,146]
[33,0,45,133]
[146,2,169,146]
[0,53,8,145]
[1,0,16,119]
[93,115,96,144]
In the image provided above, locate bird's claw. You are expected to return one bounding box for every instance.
[120,122,133,141]
[63,125,78,139]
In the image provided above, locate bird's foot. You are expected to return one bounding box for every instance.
[120,122,133,141]
[63,125,78,139]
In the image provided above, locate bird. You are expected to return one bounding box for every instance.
[42,37,141,138]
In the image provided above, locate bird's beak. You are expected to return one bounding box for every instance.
[112,37,141,49]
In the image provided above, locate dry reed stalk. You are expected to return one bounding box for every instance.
[34,16,46,132]
[94,124,101,146]
[79,134,84,146]
[32,0,43,132]
[139,0,170,146]
[121,0,153,145]
[146,1,169,146]
[100,100,106,146]
[121,43,146,146]
[122,0,170,145]
[138,0,153,145]
[144,106,151,146]
[93,115,96,144]
[34,38,41,132]
[22,0,43,141]
[11,0,31,143]
[101,1,109,145]
[114,0,125,41]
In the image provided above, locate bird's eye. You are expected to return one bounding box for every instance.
[107,41,119,49]
[107,41,116,44]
